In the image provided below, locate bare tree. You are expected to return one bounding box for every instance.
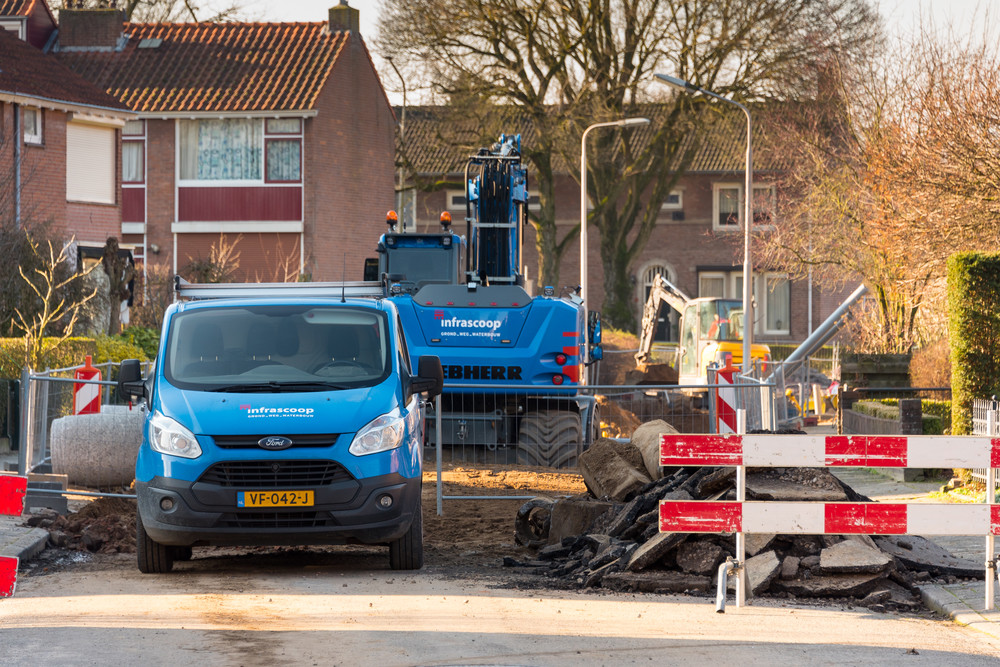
[14,236,99,369]
[756,18,1000,353]
[56,0,246,22]
[379,0,880,328]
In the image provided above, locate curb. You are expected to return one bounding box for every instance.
[919,583,1000,640]
[0,515,50,564]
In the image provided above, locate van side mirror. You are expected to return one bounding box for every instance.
[410,355,443,399]
[117,358,146,402]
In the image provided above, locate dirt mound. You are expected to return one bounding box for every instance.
[28,497,138,554]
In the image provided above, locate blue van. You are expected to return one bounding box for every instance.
[117,294,442,573]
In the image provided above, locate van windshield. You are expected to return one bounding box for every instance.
[164,305,391,392]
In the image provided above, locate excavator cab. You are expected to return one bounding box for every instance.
[676,298,769,384]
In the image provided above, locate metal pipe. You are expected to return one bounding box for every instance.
[770,283,867,386]
[716,558,736,613]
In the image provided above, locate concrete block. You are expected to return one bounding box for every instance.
[548,497,616,545]
[629,420,678,480]
[50,406,144,488]
[579,437,651,501]
[745,533,776,557]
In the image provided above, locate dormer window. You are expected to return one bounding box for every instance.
[23,107,42,145]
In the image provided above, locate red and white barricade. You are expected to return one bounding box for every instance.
[711,360,739,434]
[660,433,1000,611]
[0,475,27,598]
[73,355,101,415]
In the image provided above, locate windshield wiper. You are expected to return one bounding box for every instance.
[209,381,350,393]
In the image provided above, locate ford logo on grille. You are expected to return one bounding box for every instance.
[258,436,293,451]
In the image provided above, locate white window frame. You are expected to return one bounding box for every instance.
[23,107,42,145]
[712,182,742,231]
[176,117,303,187]
[446,189,467,211]
[698,272,728,298]
[660,189,683,210]
[713,182,777,231]
[761,272,790,335]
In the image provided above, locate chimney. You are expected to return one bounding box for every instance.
[329,1,360,33]
[59,7,124,50]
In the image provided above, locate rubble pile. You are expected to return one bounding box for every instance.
[509,421,981,610]
[27,497,137,554]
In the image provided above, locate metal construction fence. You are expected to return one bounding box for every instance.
[971,398,1000,489]
[17,361,149,499]
[425,380,778,512]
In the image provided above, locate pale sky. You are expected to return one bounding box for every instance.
[208,0,992,103]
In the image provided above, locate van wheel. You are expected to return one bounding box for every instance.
[389,498,424,570]
[137,514,174,574]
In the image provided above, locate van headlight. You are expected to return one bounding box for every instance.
[349,408,404,456]
[148,412,202,459]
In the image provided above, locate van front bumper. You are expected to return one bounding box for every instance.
[136,471,421,547]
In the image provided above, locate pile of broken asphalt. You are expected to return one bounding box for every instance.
[506,421,1000,636]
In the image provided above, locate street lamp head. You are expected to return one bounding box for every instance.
[620,117,650,126]
[654,73,697,91]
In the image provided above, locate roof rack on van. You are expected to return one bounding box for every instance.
[173,276,386,300]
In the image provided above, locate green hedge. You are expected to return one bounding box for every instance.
[948,252,1000,435]
[854,399,947,435]
[0,334,148,379]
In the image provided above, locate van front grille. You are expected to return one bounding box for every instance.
[199,460,352,487]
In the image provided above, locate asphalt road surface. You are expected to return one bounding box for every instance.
[2,547,1000,666]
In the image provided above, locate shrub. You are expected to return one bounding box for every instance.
[948,252,1000,434]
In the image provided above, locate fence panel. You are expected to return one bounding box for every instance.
[18,361,148,497]
[971,399,1000,489]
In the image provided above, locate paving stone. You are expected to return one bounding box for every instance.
[676,541,726,575]
[602,570,711,594]
[818,540,893,575]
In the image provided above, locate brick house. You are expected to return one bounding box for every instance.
[54,3,395,283]
[398,107,850,346]
[0,3,131,251]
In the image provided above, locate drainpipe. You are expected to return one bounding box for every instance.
[13,103,21,228]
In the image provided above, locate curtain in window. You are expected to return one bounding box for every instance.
[766,275,790,332]
[718,187,740,226]
[266,139,301,181]
[179,119,261,180]
[123,141,144,182]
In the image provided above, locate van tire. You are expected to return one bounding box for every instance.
[389,499,423,570]
[137,515,174,574]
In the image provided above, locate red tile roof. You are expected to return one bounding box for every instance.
[400,105,782,175]
[0,29,129,113]
[57,21,353,113]
[0,0,32,15]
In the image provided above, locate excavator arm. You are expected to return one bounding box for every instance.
[635,275,691,366]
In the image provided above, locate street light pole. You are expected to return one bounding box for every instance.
[655,73,754,375]
[580,117,650,382]
[387,58,408,231]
